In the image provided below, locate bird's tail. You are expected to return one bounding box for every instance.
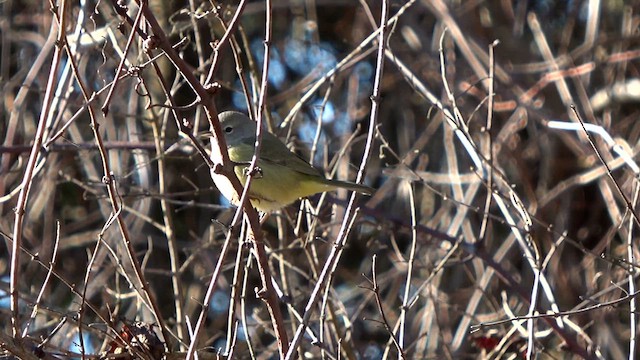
[329,179,374,195]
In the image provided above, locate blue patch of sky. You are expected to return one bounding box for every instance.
[236,323,247,341]
[362,343,383,359]
[297,98,369,165]
[308,100,350,139]
[207,324,246,357]
[309,99,336,124]
[354,61,374,94]
[69,332,96,357]
[232,41,287,109]
[211,337,227,354]
[218,191,232,209]
[209,290,230,314]
[296,116,327,166]
[283,39,337,76]
[0,276,9,309]
[231,79,249,110]
[329,111,352,138]
[250,40,287,89]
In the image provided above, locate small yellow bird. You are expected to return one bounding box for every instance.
[210,111,373,211]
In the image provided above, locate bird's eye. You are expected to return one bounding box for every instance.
[224,126,233,133]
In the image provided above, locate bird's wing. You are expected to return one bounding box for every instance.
[227,133,324,177]
[260,136,324,177]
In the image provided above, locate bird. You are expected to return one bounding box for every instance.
[210,111,373,211]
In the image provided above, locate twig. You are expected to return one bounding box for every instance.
[367,254,406,359]
[21,221,62,337]
[225,224,248,355]
[472,288,640,330]
[152,118,186,348]
[397,182,418,357]
[569,106,640,227]
[240,246,258,360]
[100,2,145,116]
[0,142,159,154]
[10,0,69,338]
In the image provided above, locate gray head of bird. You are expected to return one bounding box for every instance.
[218,111,258,147]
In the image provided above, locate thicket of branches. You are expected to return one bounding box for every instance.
[2,0,640,359]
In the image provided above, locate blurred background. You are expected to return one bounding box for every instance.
[1,0,639,358]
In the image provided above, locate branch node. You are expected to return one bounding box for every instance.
[204,82,221,95]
